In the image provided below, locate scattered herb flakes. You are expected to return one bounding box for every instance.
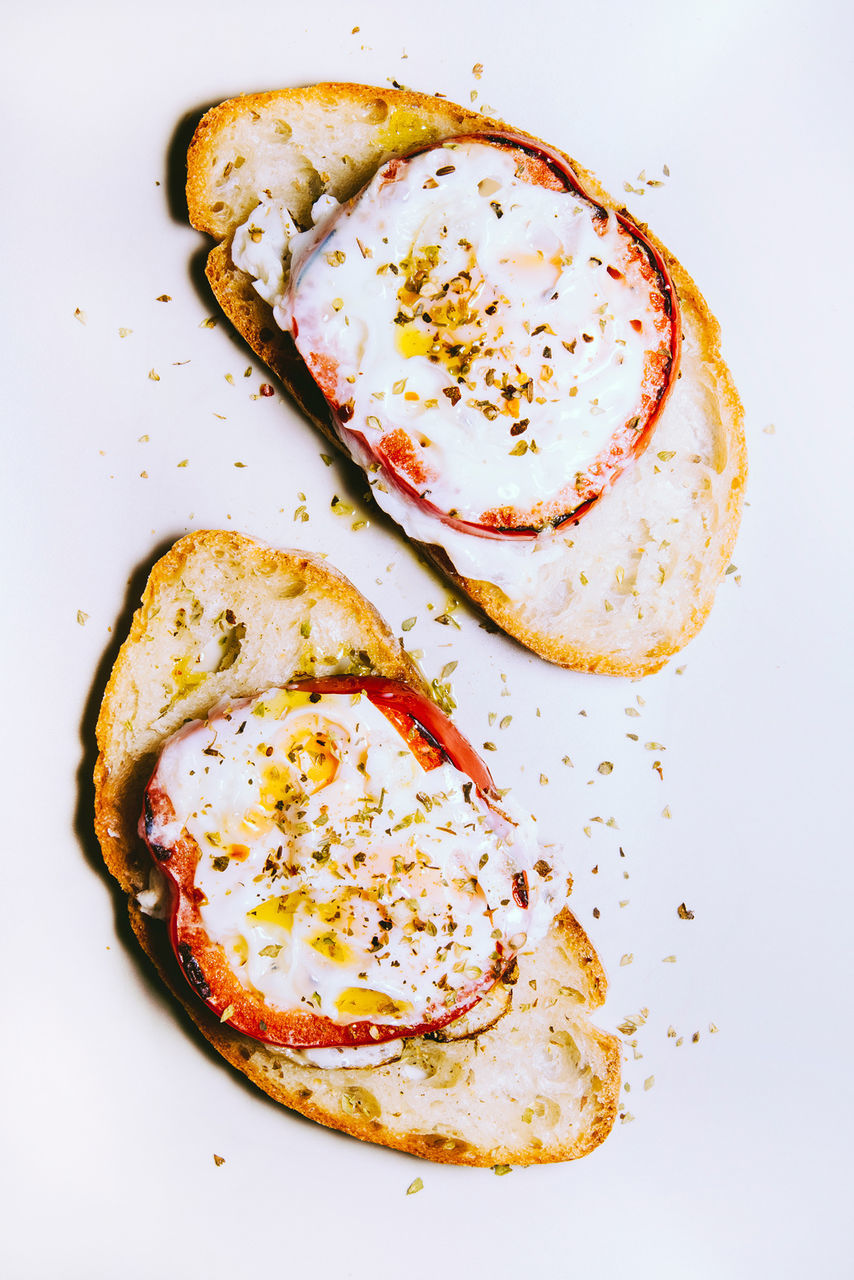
[118,327,132,338]
[177,459,189,468]
[440,660,457,679]
[139,470,148,479]
[138,434,149,443]
[482,741,497,751]
[492,1164,512,1176]
[76,610,89,626]
[156,293,172,302]
[401,617,417,632]
[406,1177,424,1195]
[320,453,333,466]
[709,1022,719,1033]
[625,706,640,717]
[644,1076,655,1091]
[662,805,672,819]
[677,902,695,920]
[200,317,218,329]
[597,761,613,775]
[148,369,160,381]
[662,955,677,963]
[539,773,549,786]
[619,954,633,966]
[763,423,776,435]
[619,1112,635,1124]
[472,62,484,78]
[213,1153,226,1167]
[562,755,573,767]
[234,461,247,468]
[219,1003,235,1022]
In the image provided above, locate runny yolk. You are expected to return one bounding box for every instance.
[335,988,413,1019]
[396,324,434,359]
[290,729,339,792]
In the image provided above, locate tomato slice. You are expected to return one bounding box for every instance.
[141,678,517,1050]
[292,133,681,539]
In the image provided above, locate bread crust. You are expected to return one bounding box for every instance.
[187,84,746,677]
[94,531,621,1165]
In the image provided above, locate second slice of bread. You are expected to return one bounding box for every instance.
[187,83,746,676]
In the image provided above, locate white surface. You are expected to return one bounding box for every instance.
[2,2,852,1276]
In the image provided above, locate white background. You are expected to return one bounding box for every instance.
[3,2,852,1276]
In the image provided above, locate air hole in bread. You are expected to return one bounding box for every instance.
[274,118,293,141]
[215,623,245,673]
[211,201,226,214]
[282,154,325,227]
[532,1095,561,1127]
[549,1028,581,1069]
[361,98,390,124]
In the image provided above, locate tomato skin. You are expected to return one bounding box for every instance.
[308,132,681,540]
[141,678,512,1050]
[290,675,497,796]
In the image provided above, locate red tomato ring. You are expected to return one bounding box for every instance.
[317,132,681,539]
[141,677,511,1049]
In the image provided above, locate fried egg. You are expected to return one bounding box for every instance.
[233,135,677,585]
[143,686,561,1046]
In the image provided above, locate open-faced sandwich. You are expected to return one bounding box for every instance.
[187,83,746,675]
[94,531,621,1165]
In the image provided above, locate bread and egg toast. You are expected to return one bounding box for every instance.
[186,83,746,676]
[94,531,621,1165]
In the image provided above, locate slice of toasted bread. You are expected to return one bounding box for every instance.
[186,83,746,677]
[94,531,621,1165]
